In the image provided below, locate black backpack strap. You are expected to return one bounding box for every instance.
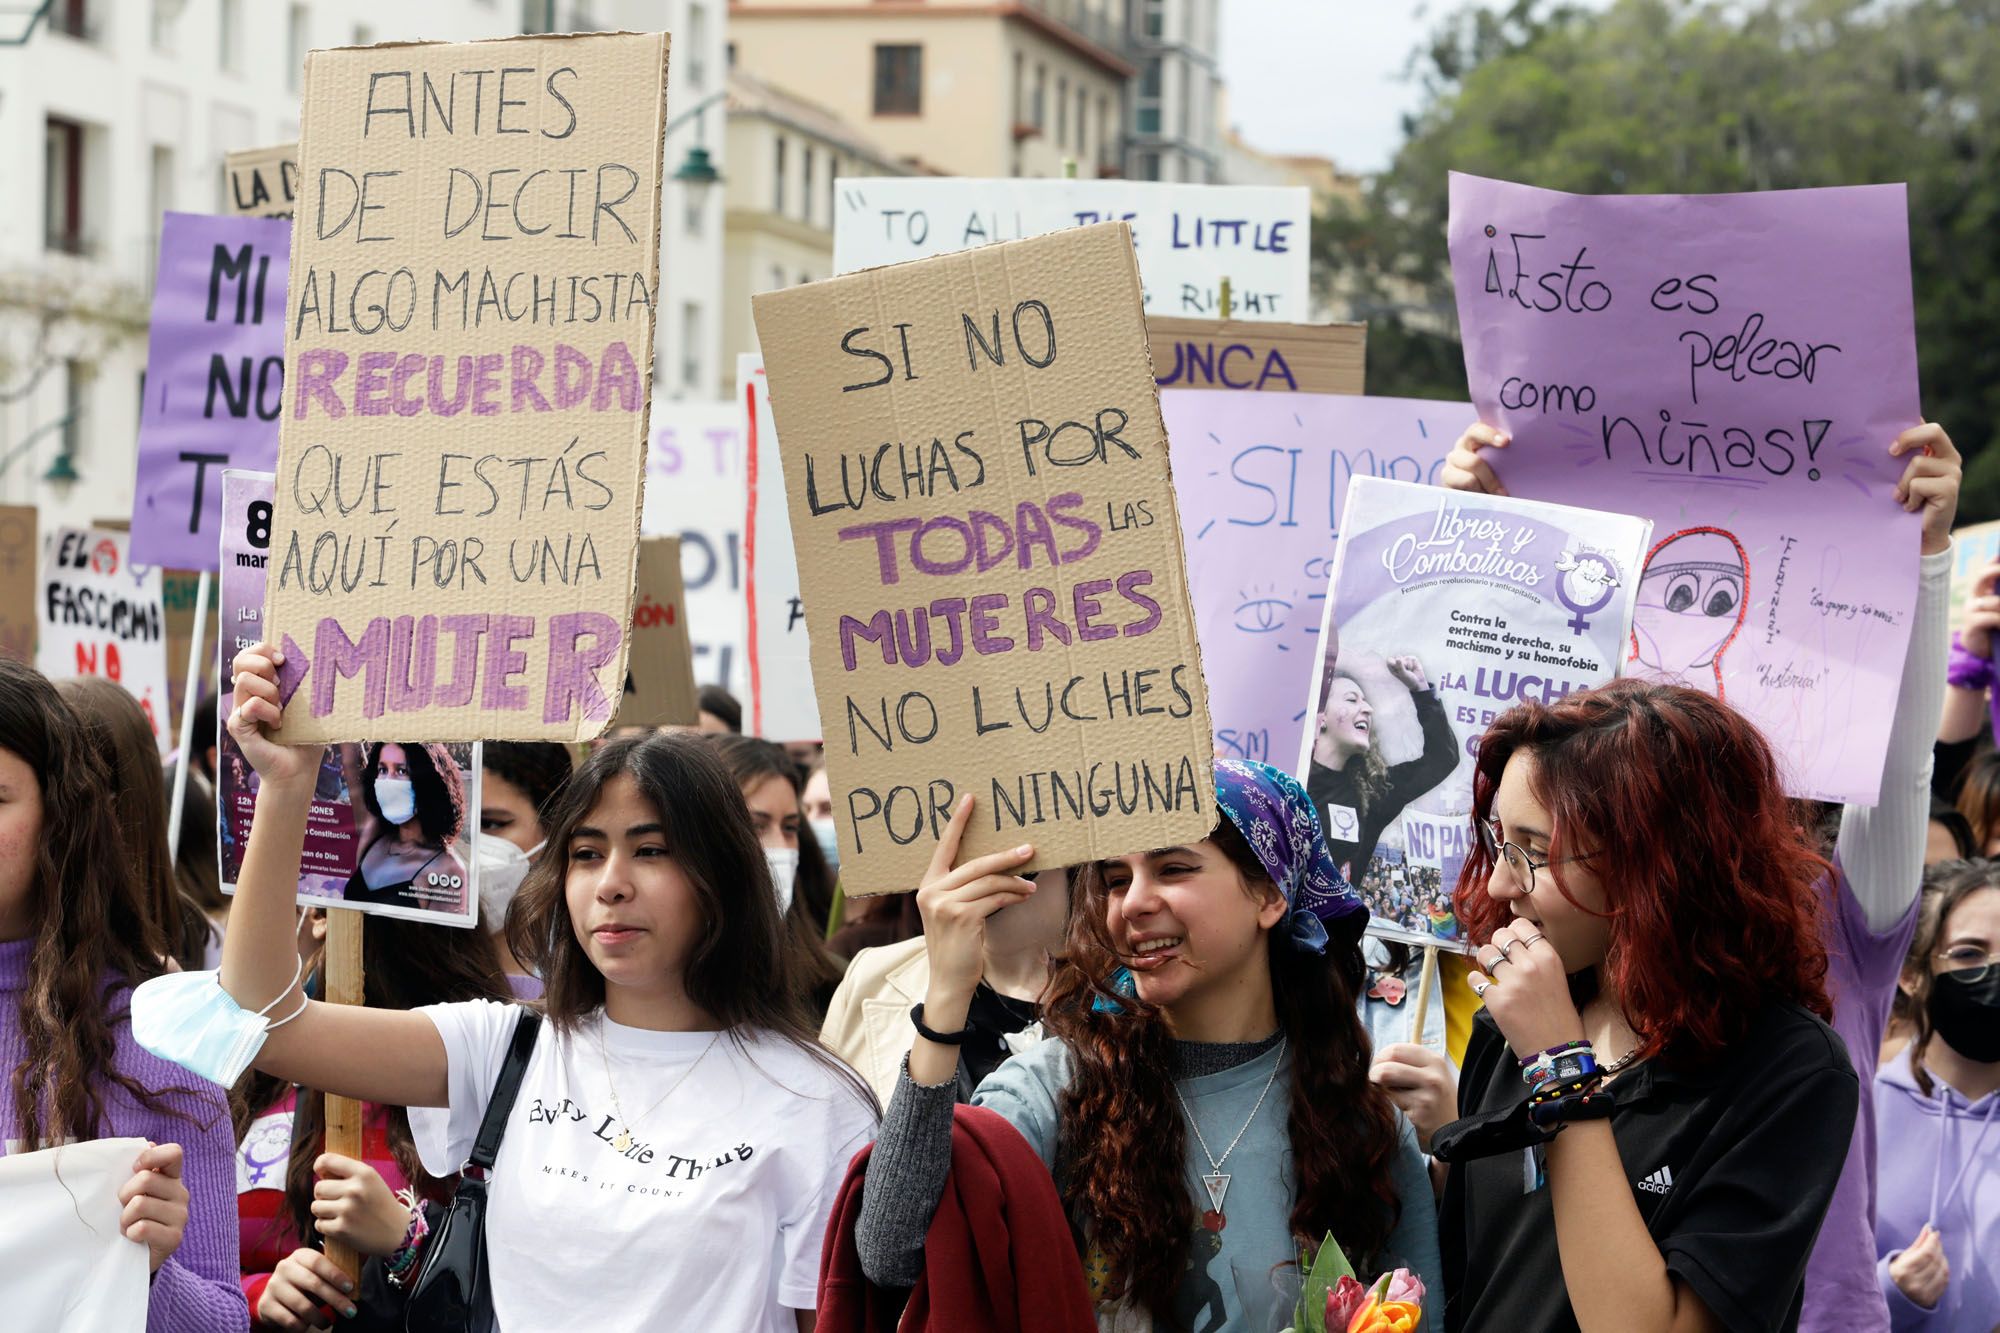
[467,1009,542,1171]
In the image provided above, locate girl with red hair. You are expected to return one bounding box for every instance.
[1416,422,1961,1332]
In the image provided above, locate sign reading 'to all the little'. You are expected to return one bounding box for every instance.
[753,222,1215,892]
[265,32,670,743]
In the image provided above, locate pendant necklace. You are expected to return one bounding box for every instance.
[1172,1036,1286,1229]
[597,1024,721,1153]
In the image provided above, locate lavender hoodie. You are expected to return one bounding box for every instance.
[0,938,248,1332]
[1874,1056,2000,1332]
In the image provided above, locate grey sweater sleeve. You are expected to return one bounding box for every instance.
[855,1058,959,1288]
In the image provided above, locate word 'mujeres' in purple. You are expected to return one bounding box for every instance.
[839,571,1162,670]
[291,342,642,420]
[294,610,619,724]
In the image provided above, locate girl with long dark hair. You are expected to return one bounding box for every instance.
[856,760,1438,1329]
[0,658,245,1330]
[187,644,876,1332]
[234,912,512,1330]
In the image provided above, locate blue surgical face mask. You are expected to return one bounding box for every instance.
[809,817,840,875]
[130,945,309,1087]
[374,775,417,825]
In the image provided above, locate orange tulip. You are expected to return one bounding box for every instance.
[1346,1298,1423,1333]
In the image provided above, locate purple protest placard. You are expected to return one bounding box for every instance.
[1164,390,1464,770]
[1448,174,1923,804]
[131,212,289,571]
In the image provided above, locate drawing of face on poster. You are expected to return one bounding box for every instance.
[1630,527,1750,697]
[344,741,472,915]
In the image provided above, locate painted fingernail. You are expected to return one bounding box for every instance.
[345,1306,359,1319]
[340,1279,354,1294]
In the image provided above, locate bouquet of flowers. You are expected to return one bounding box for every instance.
[1283,1233,1426,1333]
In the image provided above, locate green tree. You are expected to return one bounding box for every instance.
[1319,0,2000,517]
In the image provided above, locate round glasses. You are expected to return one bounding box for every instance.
[1475,816,1591,896]
[1933,946,2000,983]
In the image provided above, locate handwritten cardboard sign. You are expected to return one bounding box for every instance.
[1295,477,1651,947]
[1164,391,1465,770]
[226,143,299,220]
[833,178,1311,322]
[754,222,1216,892]
[1148,317,1365,395]
[616,536,699,728]
[641,399,749,696]
[1448,173,1923,804]
[132,213,290,571]
[742,353,821,741]
[0,505,35,663]
[265,33,670,743]
[218,469,482,925]
[38,526,171,751]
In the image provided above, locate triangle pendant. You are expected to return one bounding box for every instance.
[1201,1172,1230,1214]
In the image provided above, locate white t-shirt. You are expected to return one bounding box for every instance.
[411,1001,877,1333]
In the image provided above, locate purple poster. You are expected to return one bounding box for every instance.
[1295,477,1652,947]
[1164,390,1464,770]
[216,470,480,928]
[1448,174,1923,803]
[132,212,289,571]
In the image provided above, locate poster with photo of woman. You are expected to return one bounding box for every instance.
[1295,477,1652,947]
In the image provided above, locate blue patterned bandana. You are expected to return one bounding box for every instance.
[1213,759,1365,954]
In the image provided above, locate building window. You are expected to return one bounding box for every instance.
[772,135,786,214]
[686,3,707,90]
[1099,96,1112,167]
[797,272,810,286]
[44,117,87,255]
[50,0,91,40]
[1142,0,1164,39]
[684,188,703,237]
[770,264,785,290]
[1032,63,1046,128]
[827,154,838,227]
[147,145,174,287]
[1136,57,1162,136]
[681,303,701,391]
[873,44,922,116]
[218,0,242,72]
[1056,76,1067,146]
[801,147,814,225]
[353,23,374,45]
[1136,149,1160,180]
[1077,85,1089,154]
[62,361,91,458]
[150,0,177,51]
[1012,51,1024,128]
[287,5,308,94]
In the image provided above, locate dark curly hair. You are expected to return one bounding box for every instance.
[1042,815,1403,1325]
[2,659,212,1146]
[359,741,467,845]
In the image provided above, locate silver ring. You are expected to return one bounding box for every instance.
[1518,934,1545,948]
[1497,942,1516,961]
[1471,979,1491,997]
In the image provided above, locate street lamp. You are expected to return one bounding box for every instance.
[672,143,722,212]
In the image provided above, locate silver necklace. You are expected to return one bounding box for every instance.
[596,1023,721,1153]
[1172,1036,1287,1219]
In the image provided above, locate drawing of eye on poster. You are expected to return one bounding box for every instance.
[1294,477,1652,948]
[1448,174,1924,805]
[217,471,480,927]
[1163,391,1464,771]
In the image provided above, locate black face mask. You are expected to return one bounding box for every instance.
[1929,966,2000,1064]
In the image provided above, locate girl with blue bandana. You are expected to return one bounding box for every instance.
[854,760,1440,1330]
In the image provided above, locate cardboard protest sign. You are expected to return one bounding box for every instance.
[616,536,699,728]
[641,399,749,695]
[834,178,1311,321]
[754,222,1216,892]
[37,526,171,751]
[218,470,482,925]
[1295,477,1651,947]
[1948,519,2000,623]
[1148,318,1365,395]
[132,213,291,570]
[0,504,35,662]
[742,354,821,741]
[1449,173,1924,804]
[265,32,670,743]
[226,143,299,219]
[1164,391,1464,768]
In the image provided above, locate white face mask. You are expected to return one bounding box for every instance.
[476,835,542,931]
[765,847,799,913]
[374,775,417,825]
[130,946,308,1088]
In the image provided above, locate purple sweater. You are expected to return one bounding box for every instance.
[0,938,248,1332]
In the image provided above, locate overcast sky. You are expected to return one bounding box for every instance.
[1217,1,1611,174]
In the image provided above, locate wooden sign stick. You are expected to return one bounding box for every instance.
[1409,945,1440,1050]
[321,909,367,1283]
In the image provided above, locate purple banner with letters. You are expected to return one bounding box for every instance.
[132,212,289,571]
[1165,391,1464,770]
[1448,174,1922,804]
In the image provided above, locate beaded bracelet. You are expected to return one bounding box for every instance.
[1527,1070,1603,1107]
[383,1189,431,1289]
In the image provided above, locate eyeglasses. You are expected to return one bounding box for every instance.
[1934,946,2000,982]
[1475,816,1591,897]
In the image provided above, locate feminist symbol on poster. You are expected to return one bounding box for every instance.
[263,33,670,743]
[217,470,481,926]
[1294,478,1650,947]
[1447,173,1923,804]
